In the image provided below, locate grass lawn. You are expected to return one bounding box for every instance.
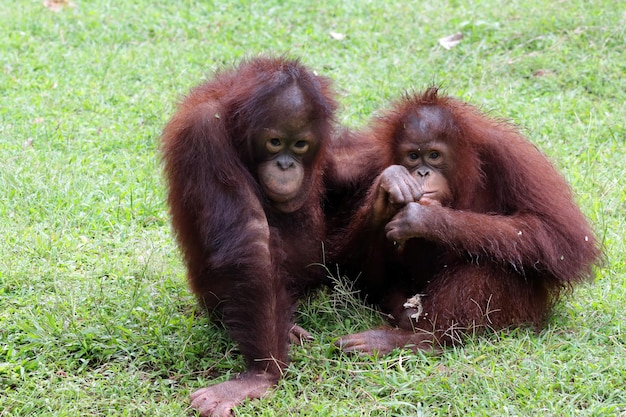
[1,0,624,415]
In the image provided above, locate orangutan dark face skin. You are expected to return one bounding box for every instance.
[254,84,321,213]
[367,107,458,226]
[395,109,453,205]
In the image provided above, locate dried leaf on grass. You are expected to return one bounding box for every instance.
[532,69,556,77]
[439,32,464,50]
[330,31,346,41]
[43,0,76,12]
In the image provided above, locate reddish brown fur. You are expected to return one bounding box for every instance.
[161,56,336,416]
[328,88,600,354]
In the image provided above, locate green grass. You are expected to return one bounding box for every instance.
[1,0,624,415]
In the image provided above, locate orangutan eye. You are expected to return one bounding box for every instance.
[408,152,419,161]
[266,138,283,153]
[292,140,310,154]
[428,151,441,160]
